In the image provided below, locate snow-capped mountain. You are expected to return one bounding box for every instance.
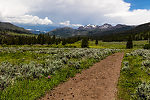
[98,23,113,29]
[78,24,98,30]
[78,23,132,31]
[47,23,134,37]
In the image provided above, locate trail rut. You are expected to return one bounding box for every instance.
[40,52,124,100]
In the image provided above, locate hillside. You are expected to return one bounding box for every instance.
[48,27,76,37]
[0,22,36,45]
[100,22,150,41]
[0,22,31,34]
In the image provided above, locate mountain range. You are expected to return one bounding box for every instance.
[78,23,130,30]
[1,21,150,42]
[48,23,135,37]
[0,22,135,37]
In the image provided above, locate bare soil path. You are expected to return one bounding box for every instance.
[40,52,124,100]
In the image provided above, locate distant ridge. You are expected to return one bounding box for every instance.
[0,22,31,34]
[47,23,134,37]
[98,22,150,41]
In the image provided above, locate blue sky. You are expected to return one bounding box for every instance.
[125,0,150,10]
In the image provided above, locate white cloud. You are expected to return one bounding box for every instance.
[0,15,53,25]
[0,0,150,25]
[60,21,83,27]
[0,0,53,25]
[60,21,70,26]
[72,24,83,27]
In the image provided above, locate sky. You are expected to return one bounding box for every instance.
[0,0,150,26]
[125,0,150,10]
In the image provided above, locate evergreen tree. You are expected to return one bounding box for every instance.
[62,39,66,45]
[55,39,59,45]
[52,35,56,44]
[126,36,133,49]
[37,34,45,45]
[47,36,52,45]
[32,37,37,44]
[81,38,89,48]
[95,39,98,45]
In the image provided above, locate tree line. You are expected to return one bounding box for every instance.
[0,33,82,46]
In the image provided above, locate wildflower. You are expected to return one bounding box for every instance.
[47,75,51,79]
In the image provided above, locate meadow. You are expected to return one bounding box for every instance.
[118,49,150,100]
[1,40,147,49]
[7,32,37,37]
[0,46,119,99]
[0,40,149,100]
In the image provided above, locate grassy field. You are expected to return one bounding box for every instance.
[58,40,147,49]
[0,47,119,100]
[0,40,149,100]
[89,40,147,49]
[7,32,37,37]
[0,40,147,49]
[118,49,150,100]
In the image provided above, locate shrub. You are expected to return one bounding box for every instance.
[134,82,150,100]
[0,47,119,90]
[121,61,130,71]
[126,39,133,49]
[142,60,150,68]
[144,44,150,49]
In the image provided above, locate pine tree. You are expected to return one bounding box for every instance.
[126,36,133,49]
[95,40,98,45]
[37,34,45,45]
[62,39,66,45]
[81,38,89,48]
[52,35,56,44]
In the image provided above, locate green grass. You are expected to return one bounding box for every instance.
[0,40,148,100]
[0,57,102,100]
[7,32,37,37]
[0,40,147,49]
[0,51,49,64]
[62,40,147,49]
[117,50,150,100]
[56,40,147,49]
[89,40,147,49]
[0,47,118,100]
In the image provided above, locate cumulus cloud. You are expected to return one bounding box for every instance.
[60,21,83,27]
[107,9,150,25]
[0,0,150,25]
[1,15,53,25]
[60,21,70,26]
[0,0,53,25]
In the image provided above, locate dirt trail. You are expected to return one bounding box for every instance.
[40,52,124,100]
